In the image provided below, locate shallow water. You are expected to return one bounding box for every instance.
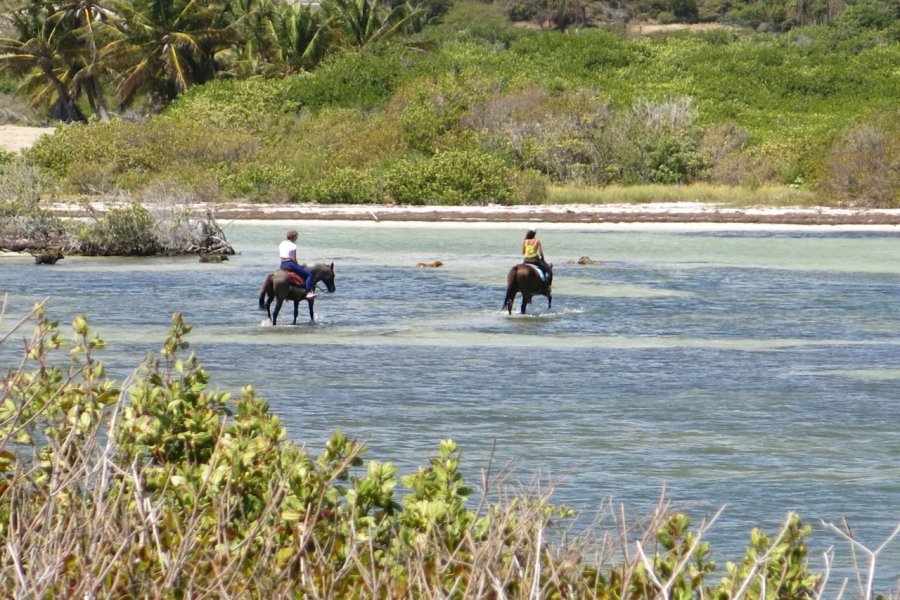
[2,221,900,590]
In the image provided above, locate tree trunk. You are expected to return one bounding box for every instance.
[45,67,86,123]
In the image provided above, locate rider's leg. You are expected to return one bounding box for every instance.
[295,264,316,298]
[540,259,552,286]
[524,259,551,287]
[280,261,316,297]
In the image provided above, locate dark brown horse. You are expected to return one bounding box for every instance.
[502,263,552,315]
[258,263,336,325]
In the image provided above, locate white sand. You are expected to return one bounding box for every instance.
[47,200,900,231]
[0,125,56,153]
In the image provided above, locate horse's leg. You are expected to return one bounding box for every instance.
[521,294,530,315]
[547,292,552,310]
[272,297,284,326]
[265,292,274,321]
[292,300,299,325]
[306,298,316,323]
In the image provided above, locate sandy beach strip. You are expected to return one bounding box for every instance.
[50,201,900,228]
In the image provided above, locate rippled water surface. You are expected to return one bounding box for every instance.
[3,221,900,587]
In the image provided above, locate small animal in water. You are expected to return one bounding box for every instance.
[576,256,599,265]
[33,251,64,265]
[416,260,444,268]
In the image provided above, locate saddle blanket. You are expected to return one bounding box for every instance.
[280,269,303,286]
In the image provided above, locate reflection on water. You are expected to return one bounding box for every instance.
[2,222,900,588]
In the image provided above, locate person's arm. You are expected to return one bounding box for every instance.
[536,240,544,260]
[521,241,526,256]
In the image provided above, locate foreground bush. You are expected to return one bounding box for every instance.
[1,308,897,597]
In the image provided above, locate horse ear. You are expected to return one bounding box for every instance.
[330,262,334,270]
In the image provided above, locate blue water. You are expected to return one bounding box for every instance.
[2,221,900,592]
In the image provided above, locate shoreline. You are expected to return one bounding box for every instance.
[50,201,900,227]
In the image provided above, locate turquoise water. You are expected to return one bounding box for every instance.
[2,221,900,591]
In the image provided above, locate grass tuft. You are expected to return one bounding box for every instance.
[548,183,820,207]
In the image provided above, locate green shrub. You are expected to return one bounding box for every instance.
[640,130,709,184]
[287,42,440,112]
[163,78,302,130]
[508,168,549,204]
[218,161,306,202]
[76,204,161,256]
[27,117,260,195]
[439,0,522,46]
[26,121,128,182]
[472,87,626,185]
[71,199,232,255]
[285,107,404,171]
[823,111,900,207]
[386,149,514,205]
[0,77,17,95]
[306,167,382,204]
[397,74,491,153]
[834,0,899,31]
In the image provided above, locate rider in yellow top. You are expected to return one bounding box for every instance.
[522,228,551,284]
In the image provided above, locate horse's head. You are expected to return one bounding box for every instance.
[314,262,336,293]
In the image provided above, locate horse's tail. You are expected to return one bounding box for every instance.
[503,266,519,313]
[258,273,271,310]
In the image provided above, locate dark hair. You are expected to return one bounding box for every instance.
[524,229,537,240]
[286,229,298,239]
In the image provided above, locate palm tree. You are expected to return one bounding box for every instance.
[322,0,423,49]
[49,0,117,119]
[100,0,239,108]
[0,0,86,121]
[225,0,331,75]
[269,2,330,72]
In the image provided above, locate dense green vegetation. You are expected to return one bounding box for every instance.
[9,306,889,597]
[1,0,898,207]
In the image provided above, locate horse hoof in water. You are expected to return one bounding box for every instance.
[260,318,272,327]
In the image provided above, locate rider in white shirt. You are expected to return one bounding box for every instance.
[279,229,316,298]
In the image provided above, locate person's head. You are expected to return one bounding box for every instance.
[286,229,298,241]
[524,228,537,240]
